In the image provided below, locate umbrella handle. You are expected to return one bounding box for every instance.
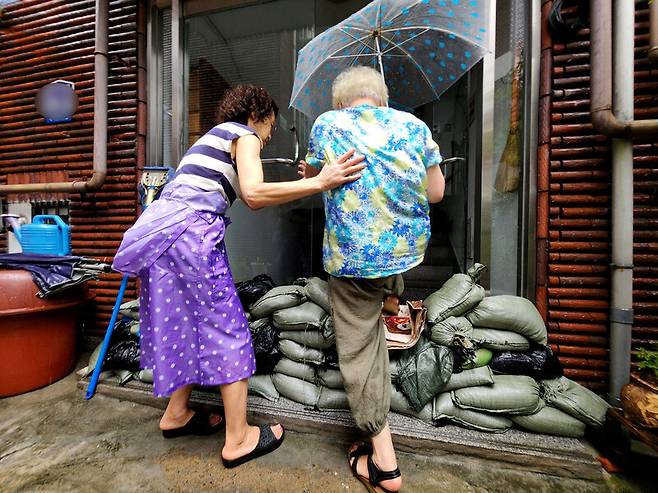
[85,274,130,400]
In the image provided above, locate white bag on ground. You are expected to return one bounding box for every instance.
[466,295,548,344]
[451,375,543,415]
[279,330,335,350]
[390,386,433,423]
[317,368,344,389]
[429,316,473,347]
[539,376,609,428]
[279,339,325,366]
[442,366,495,392]
[471,328,531,351]
[249,285,306,319]
[273,301,327,331]
[434,393,513,433]
[511,406,586,438]
[274,357,316,382]
[272,373,320,407]
[248,374,280,401]
[304,277,331,313]
[423,264,487,325]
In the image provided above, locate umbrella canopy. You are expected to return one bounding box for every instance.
[290,0,490,119]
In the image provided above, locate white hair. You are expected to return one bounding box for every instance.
[331,66,389,109]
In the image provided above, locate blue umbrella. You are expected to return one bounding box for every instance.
[290,0,490,119]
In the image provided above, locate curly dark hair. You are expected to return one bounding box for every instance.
[216,85,278,126]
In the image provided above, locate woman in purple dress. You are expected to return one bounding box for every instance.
[112,85,364,467]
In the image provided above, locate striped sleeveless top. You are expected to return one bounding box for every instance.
[172,122,260,205]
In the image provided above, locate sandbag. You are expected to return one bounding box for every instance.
[443,366,495,392]
[390,386,433,423]
[452,375,543,415]
[540,376,609,428]
[273,301,327,332]
[304,277,331,313]
[396,338,454,411]
[322,316,335,341]
[490,345,563,379]
[272,373,320,407]
[434,393,513,433]
[429,316,473,347]
[466,295,548,344]
[249,318,283,374]
[317,368,344,389]
[279,330,335,350]
[273,357,316,382]
[511,406,586,438]
[471,328,531,352]
[115,369,134,386]
[317,386,350,410]
[461,348,493,370]
[249,285,306,319]
[279,339,325,366]
[236,274,276,309]
[423,264,487,325]
[136,368,154,383]
[119,299,140,320]
[248,374,280,402]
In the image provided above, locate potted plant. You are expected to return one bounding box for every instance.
[620,345,658,429]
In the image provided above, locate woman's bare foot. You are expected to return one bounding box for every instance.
[221,423,284,462]
[159,408,222,431]
[348,443,402,492]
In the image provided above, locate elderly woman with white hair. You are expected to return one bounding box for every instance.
[299,66,445,492]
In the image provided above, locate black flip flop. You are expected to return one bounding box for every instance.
[221,424,285,469]
[161,410,224,439]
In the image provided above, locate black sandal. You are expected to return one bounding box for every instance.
[221,424,285,469]
[348,443,401,493]
[161,409,224,439]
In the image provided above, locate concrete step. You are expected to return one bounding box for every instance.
[77,378,604,482]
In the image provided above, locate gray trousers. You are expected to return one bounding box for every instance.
[328,274,404,436]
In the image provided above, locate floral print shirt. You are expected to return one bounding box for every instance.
[306,104,442,278]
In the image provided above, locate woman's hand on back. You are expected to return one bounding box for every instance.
[315,149,366,191]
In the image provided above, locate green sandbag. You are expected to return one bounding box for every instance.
[390,386,433,423]
[471,328,531,351]
[317,368,344,389]
[115,369,134,386]
[423,264,487,325]
[511,406,586,438]
[461,348,493,370]
[82,341,104,377]
[248,374,280,402]
[273,301,327,331]
[304,277,331,313]
[396,338,454,411]
[433,393,513,433]
[317,386,349,410]
[278,339,325,366]
[279,330,335,350]
[452,375,543,415]
[273,357,316,382]
[249,285,306,319]
[137,368,154,383]
[429,316,473,347]
[272,373,320,407]
[322,316,335,341]
[539,376,609,428]
[443,366,495,392]
[466,295,548,345]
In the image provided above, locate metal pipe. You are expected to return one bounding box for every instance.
[0,0,108,195]
[607,0,635,406]
[649,0,658,63]
[590,0,658,137]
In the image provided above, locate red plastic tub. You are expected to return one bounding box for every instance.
[0,270,90,397]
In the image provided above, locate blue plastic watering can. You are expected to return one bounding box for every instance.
[2,214,71,256]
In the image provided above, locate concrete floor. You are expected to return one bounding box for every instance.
[0,372,645,493]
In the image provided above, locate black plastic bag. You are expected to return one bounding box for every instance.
[323,347,341,370]
[490,345,563,380]
[236,274,276,309]
[249,319,282,374]
[104,339,141,372]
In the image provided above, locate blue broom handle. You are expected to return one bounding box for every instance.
[85,274,130,400]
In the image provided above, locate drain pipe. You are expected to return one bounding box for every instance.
[0,0,108,195]
[650,0,658,63]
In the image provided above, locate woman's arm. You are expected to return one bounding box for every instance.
[427,165,445,204]
[236,135,365,210]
